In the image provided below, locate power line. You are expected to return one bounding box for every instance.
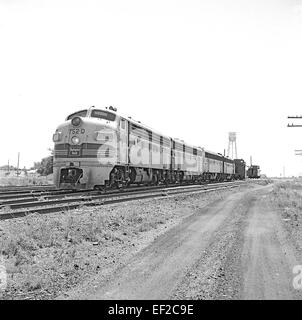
[287,116,302,160]
[288,124,302,127]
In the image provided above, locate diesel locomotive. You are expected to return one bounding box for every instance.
[52,106,246,190]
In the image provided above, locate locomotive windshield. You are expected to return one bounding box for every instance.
[66,110,87,120]
[91,109,116,121]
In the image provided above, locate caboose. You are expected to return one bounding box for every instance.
[246,165,260,179]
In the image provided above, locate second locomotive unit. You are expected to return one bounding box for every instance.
[52,106,246,190]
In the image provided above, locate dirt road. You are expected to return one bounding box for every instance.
[77,184,302,300]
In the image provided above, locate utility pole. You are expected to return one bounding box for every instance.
[7,159,10,174]
[288,117,302,170]
[16,152,20,176]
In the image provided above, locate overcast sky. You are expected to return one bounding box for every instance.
[1,0,302,176]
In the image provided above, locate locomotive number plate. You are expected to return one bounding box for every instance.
[69,148,81,156]
[70,128,85,135]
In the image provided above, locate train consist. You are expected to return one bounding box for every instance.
[52,106,247,190]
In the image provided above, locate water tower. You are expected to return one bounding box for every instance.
[227,132,237,159]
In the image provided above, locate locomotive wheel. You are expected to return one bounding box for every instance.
[151,171,159,185]
[109,167,125,189]
[129,168,136,184]
[116,168,125,189]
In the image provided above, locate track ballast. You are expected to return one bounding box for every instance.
[0,181,245,220]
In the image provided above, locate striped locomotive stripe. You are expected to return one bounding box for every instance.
[205,152,234,164]
[54,143,102,159]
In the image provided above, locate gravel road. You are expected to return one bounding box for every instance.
[68,183,302,300]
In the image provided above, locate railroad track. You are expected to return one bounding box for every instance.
[0,183,192,199]
[0,180,241,201]
[0,184,55,192]
[0,180,244,202]
[0,181,245,221]
[0,188,84,201]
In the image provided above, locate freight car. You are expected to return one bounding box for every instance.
[234,159,246,180]
[52,106,240,190]
[246,165,260,179]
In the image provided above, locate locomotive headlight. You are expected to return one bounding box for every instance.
[71,116,81,126]
[71,136,80,145]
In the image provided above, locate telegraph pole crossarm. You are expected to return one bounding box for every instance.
[287,115,302,127]
[287,116,302,161]
[288,124,302,127]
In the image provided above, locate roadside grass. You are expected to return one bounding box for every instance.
[274,179,302,191]
[0,200,175,299]
[0,175,53,187]
[270,180,302,248]
[272,181,302,215]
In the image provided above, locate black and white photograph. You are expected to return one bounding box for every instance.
[1,0,302,308]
